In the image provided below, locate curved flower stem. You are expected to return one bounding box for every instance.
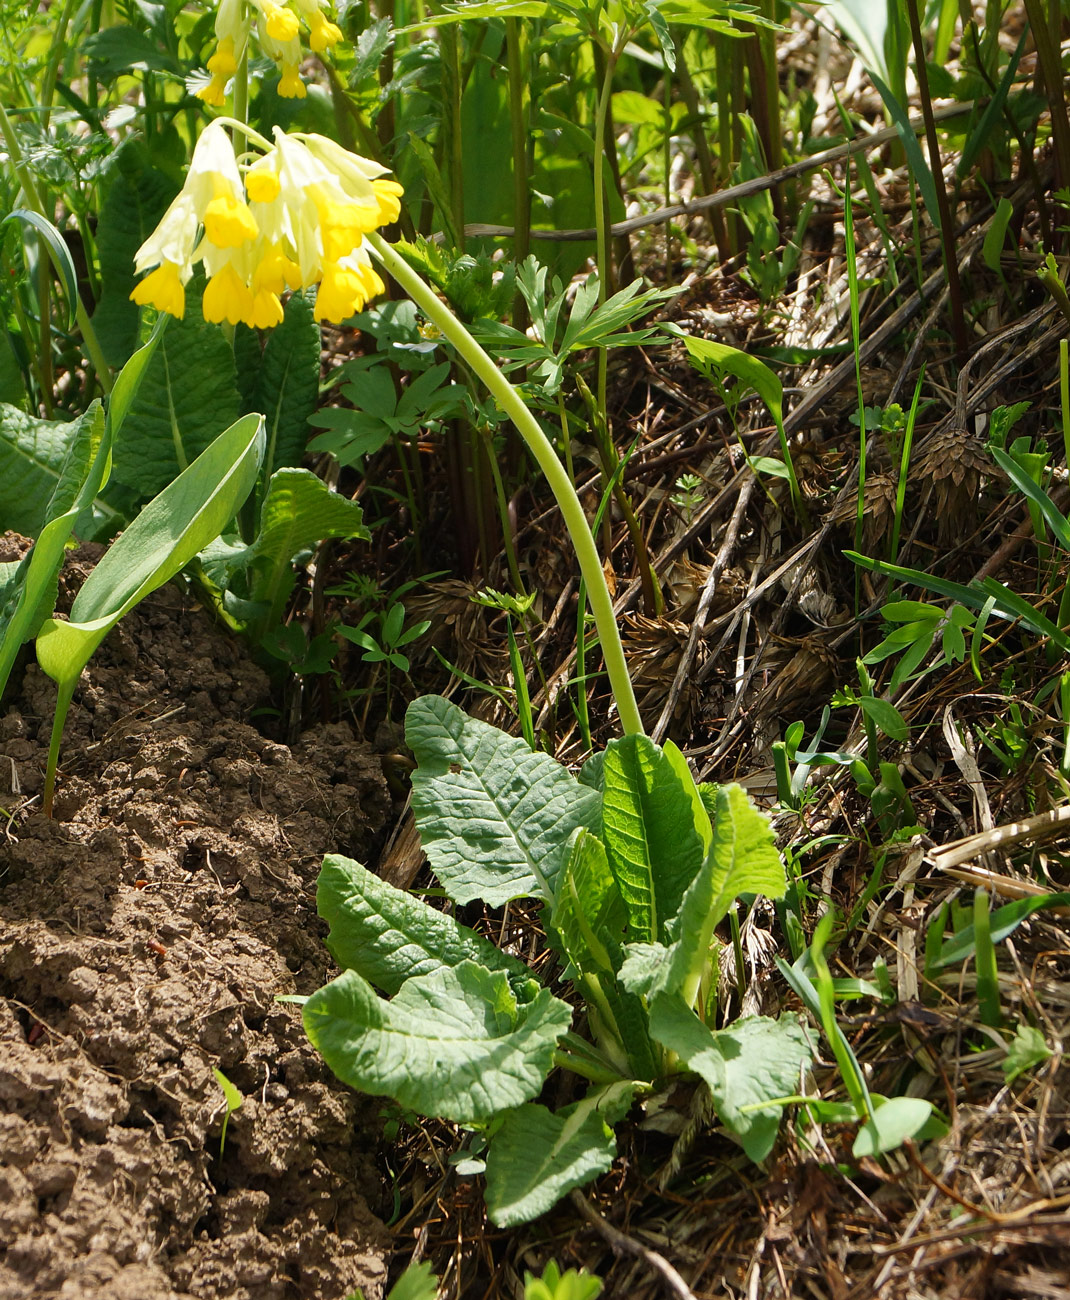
[367,232,644,738]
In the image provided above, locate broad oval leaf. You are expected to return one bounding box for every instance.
[303,961,572,1123]
[852,1096,934,1158]
[484,1081,636,1227]
[407,695,601,905]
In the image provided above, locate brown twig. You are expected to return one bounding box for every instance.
[569,1191,699,1300]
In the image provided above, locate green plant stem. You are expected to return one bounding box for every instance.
[592,45,616,414]
[905,0,967,360]
[0,98,112,394]
[480,422,527,599]
[39,0,77,130]
[42,679,76,817]
[505,18,530,279]
[1023,0,1070,195]
[369,232,643,736]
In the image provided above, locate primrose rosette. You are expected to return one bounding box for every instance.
[129,119,402,330]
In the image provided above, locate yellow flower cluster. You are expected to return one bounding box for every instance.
[198,0,344,105]
[130,121,403,328]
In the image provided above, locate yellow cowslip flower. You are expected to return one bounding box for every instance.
[250,0,299,41]
[202,261,255,325]
[294,0,342,52]
[196,0,245,106]
[256,23,306,97]
[313,249,385,324]
[131,121,401,329]
[197,0,345,103]
[131,262,186,317]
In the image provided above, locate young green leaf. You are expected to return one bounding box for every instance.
[303,961,572,1123]
[483,1081,636,1227]
[549,829,628,977]
[852,1096,934,1158]
[198,468,369,638]
[211,1067,243,1159]
[602,734,705,944]
[407,695,600,905]
[645,996,811,1161]
[36,413,265,813]
[701,783,788,925]
[1003,1023,1053,1084]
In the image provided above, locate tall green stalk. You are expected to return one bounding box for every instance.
[369,232,644,737]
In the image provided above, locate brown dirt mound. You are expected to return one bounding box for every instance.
[0,560,393,1300]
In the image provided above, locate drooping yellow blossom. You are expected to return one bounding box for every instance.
[130,122,402,328]
[196,0,345,103]
[196,0,245,106]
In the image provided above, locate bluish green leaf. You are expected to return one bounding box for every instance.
[483,1081,636,1226]
[37,413,265,681]
[407,695,601,905]
[303,961,572,1123]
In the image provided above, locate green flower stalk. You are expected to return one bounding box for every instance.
[129,117,643,736]
[367,233,644,738]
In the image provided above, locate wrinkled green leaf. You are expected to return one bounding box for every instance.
[0,403,113,538]
[646,996,811,1160]
[199,468,368,636]
[91,141,178,367]
[408,695,601,905]
[116,280,241,496]
[251,291,321,492]
[303,961,572,1123]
